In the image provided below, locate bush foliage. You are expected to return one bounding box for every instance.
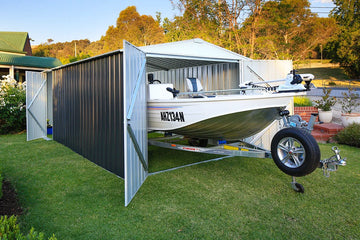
[294,96,313,107]
[0,76,26,135]
[0,215,57,240]
[313,88,336,111]
[335,123,360,147]
[0,173,2,199]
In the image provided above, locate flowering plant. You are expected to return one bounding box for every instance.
[0,75,26,134]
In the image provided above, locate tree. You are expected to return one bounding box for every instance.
[103,6,165,51]
[217,0,248,54]
[33,39,92,64]
[247,0,264,59]
[330,0,360,79]
[164,0,222,44]
[240,0,334,60]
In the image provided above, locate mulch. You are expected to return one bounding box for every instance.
[0,180,23,216]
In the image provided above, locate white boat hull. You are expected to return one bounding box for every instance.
[148,93,296,140]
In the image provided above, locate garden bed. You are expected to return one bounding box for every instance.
[0,179,23,216]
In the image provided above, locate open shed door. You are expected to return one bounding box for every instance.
[26,71,47,141]
[123,41,148,206]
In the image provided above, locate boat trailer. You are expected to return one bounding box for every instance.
[149,111,346,193]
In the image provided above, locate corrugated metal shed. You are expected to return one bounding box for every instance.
[140,38,247,92]
[140,38,249,61]
[26,71,48,141]
[242,60,292,84]
[27,39,293,206]
[52,50,125,178]
[123,42,148,206]
[140,38,249,72]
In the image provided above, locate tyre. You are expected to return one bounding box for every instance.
[271,128,320,177]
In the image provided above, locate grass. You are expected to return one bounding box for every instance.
[295,60,360,88]
[0,133,359,239]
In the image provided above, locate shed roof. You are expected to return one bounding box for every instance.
[139,38,250,71]
[0,53,62,69]
[0,32,28,54]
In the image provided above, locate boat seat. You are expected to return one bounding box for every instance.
[186,77,203,92]
[186,77,207,98]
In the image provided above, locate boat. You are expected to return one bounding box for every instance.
[147,72,347,182]
[147,71,313,141]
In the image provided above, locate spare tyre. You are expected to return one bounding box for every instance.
[271,128,320,177]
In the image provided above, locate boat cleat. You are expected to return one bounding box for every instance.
[319,146,347,177]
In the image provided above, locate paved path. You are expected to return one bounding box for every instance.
[307,87,360,98]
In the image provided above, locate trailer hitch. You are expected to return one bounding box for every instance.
[319,146,347,177]
[291,147,346,192]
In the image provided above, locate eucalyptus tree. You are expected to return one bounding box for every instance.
[330,0,360,78]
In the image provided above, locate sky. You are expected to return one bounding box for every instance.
[1,0,335,46]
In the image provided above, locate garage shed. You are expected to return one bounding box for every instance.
[26,39,292,206]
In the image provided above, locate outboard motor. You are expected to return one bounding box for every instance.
[299,73,315,91]
[278,70,307,92]
[290,70,303,85]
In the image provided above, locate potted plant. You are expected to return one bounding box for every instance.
[339,86,360,127]
[313,88,336,123]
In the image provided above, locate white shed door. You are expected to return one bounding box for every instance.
[26,71,47,141]
[123,41,148,206]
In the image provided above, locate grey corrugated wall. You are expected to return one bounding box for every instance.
[52,51,125,178]
[151,62,239,91]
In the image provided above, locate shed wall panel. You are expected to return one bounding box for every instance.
[26,71,47,141]
[52,52,125,177]
[242,60,292,84]
[151,63,239,92]
[124,42,148,206]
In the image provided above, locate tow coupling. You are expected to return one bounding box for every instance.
[319,146,347,177]
[291,146,347,192]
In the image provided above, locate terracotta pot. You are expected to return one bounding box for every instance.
[318,109,332,123]
[341,113,360,127]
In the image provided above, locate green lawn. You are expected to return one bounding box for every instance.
[0,133,359,239]
[295,60,360,88]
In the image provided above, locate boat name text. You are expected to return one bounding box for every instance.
[160,111,185,122]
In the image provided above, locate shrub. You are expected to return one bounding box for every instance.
[294,96,313,107]
[0,173,2,199]
[335,123,360,147]
[0,215,57,240]
[328,81,336,86]
[0,215,20,240]
[313,88,336,111]
[0,76,26,134]
[339,86,360,114]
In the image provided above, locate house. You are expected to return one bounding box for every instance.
[0,31,61,82]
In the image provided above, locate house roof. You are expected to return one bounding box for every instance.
[0,53,62,69]
[0,32,28,54]
[139,38,250,71]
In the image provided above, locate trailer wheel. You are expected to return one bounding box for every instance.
[271,128,320,177]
